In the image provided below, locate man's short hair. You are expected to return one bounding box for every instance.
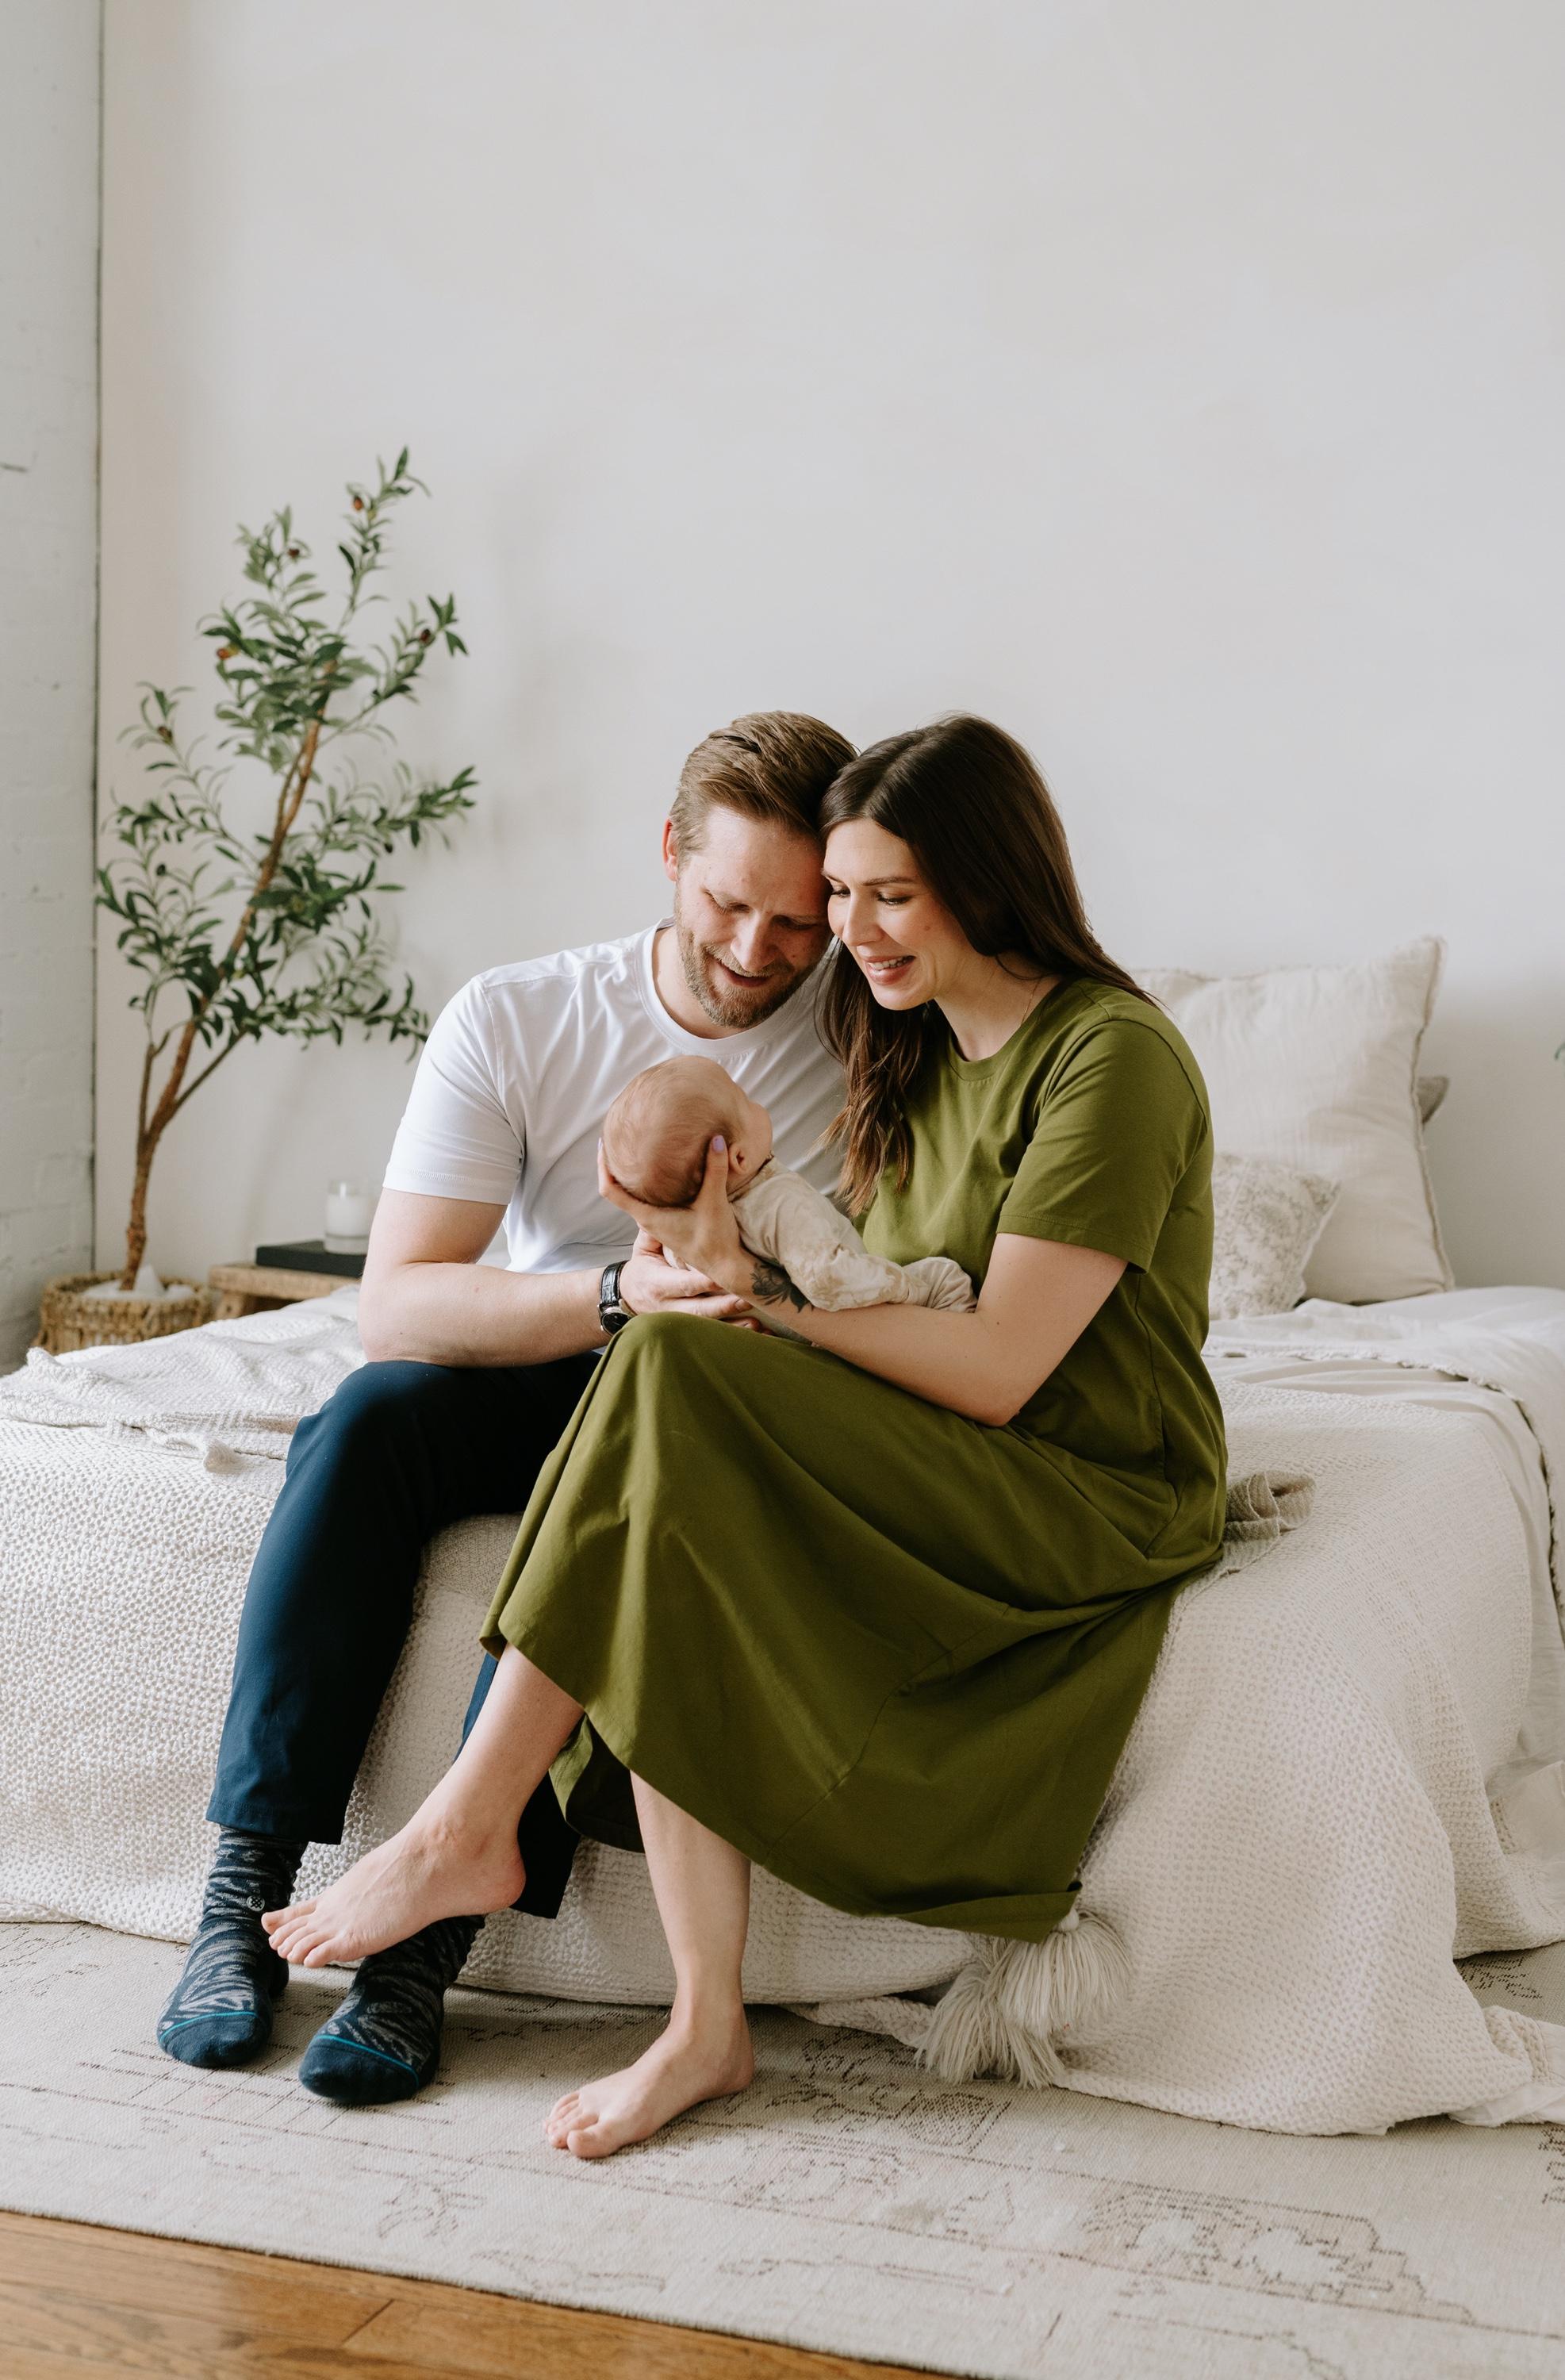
[669,712,856,852]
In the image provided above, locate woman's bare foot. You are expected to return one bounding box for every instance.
[262,1811,524,1968]
[543,2009,754,2159]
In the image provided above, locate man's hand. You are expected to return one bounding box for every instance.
[619,1228,754,1323]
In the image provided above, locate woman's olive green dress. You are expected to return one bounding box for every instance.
[482,978,1228,1943]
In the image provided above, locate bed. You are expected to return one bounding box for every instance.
[6,1281,1565,2135]
[8,936,1565,2133]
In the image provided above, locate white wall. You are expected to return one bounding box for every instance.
[98,0,1565,1288]
[1,0,100,1364]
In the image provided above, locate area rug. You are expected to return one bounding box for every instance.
[6,1925,1565,2378]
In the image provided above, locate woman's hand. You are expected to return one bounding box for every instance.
[598,1137,751,1302]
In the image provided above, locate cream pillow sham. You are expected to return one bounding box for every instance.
[1209,1152,1339,1321]
[1140,936,1452,1304]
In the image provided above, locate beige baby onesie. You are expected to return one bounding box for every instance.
[731,1158,975,1312]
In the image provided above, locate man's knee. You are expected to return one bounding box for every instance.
[289,1358,456,1476]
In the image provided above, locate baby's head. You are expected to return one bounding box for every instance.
[602,1057,773,1207]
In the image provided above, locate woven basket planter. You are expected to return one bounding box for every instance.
[34,1272,213,1356]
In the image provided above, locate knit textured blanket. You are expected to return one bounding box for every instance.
[6,1288,1565,2132]
[2,1290,366,1465]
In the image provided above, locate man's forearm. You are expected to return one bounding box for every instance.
[358,1259,606,1367]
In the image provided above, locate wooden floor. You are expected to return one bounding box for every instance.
[0,2210,926,2378]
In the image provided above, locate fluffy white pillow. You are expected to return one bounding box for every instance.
[1140,937,1452,1303]
[1209,1152,1340,1320]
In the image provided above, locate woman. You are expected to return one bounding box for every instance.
[266,715,1228,2158]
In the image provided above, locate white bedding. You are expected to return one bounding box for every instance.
[1209,1288,1565,1784]
[1208,1336,1565,1775]
[6,1286,1565,2133]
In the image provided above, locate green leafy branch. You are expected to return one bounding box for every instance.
[96,451,477,1285]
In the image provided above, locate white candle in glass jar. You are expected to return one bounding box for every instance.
[324,1180,376,1252]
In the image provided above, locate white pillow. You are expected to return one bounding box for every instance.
[1139,937,1452,1303]
[1209,1152,1339,1321]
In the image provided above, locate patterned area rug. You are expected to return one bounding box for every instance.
[5,1924,1565,2378]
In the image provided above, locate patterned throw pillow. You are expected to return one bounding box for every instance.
[1209,1151,1341,1322]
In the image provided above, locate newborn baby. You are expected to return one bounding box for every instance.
[601,1056,975,1314]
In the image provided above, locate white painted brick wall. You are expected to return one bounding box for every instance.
[0,2,102,1365]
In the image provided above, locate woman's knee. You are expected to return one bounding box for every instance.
[619,1311,739,1357]
[603,1312,754,1424]
[612,1311,731,1383]
[618,1311,685,1353]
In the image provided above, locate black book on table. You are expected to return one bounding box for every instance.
[254,1238,366,1280]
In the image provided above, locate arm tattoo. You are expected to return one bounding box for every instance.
[749,1257,811,1314]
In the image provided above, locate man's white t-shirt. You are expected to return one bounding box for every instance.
[382,923,846,1276]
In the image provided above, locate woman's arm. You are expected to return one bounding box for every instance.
[598,1142,1126,1427]
[750,1230,1124,1424]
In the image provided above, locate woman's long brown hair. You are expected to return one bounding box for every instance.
[818,715,1156,1211]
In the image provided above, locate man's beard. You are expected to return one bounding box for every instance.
[673,903,813,1031]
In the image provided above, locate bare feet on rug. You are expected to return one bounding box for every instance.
[262,1814,524,1967]
[544,2012,754,2160]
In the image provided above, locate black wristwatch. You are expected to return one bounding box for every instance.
[598,1259,635,1338]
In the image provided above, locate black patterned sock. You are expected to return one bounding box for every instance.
[156,1827,306,2069]
[297,1914,484,2106]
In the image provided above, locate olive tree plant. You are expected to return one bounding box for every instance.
[97,450,477,1287]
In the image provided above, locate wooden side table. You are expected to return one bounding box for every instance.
[208,1262,355,1321]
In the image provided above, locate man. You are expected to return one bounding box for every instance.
[155,712,853,2102]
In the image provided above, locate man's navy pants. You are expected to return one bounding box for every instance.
[206,1353,599,1920]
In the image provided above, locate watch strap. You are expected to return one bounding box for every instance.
[599,1259,633,1335]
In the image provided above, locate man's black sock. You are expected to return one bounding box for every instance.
[297,1914,484,2106]
[156,1827,306,2069]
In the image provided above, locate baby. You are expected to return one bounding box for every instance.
[600,1056,975,1315]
